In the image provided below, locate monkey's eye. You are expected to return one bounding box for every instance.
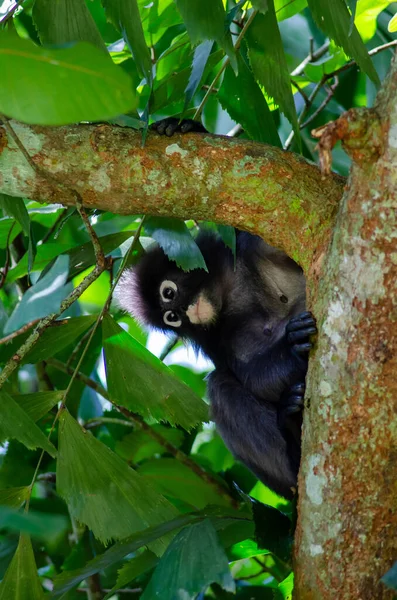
[163,310,182,328]
[160,280,178,302]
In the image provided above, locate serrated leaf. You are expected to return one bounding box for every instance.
[218,54,281,147]
[32,0,106,51]
[56,410,179,551]
[0,487,29,509]
[0,315,97,365]
[246,9,298,137]
[0,535,44,600]
[12,391,63,422]
[139,458,231,508]
[0,391,57,458]
[175,0,237,71]
[104,550,158,600]
[52,512,206,597]
[0,32,137,125]
[4,255,70,335]
[103,315,208,429]
[141,519,235,600]
[103,0,152,85]
[183,40,213,112]
[306,0,379,84]
[145,217,207,271]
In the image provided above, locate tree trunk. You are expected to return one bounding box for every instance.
[294,54,397,600]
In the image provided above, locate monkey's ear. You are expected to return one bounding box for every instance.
[114,268,147,325]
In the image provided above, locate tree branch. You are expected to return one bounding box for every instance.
[0,121,344,272]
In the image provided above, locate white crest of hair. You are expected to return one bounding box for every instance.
[114,268,147,325]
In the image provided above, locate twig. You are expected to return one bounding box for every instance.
[47,357,239,508]
[41,208,67,243]
[300,77,339,130]
[85,417,135,429]
[291,41,330,77]
[193,10,258,120]
[0,318,41,345]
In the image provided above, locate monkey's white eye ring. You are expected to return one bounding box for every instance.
[160,280,178,302]
[163,310,182,327]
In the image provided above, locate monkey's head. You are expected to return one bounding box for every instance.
[116,243,225,338]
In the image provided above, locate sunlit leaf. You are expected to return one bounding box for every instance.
[0,32,137,125]
[275,0,307,21]
[32,0,106,50]
[103,315,209,430]
[0,391,57,458]
[0,535,44,600]
[175,0,237,71]
[141,519,235,600]
[4,255,70,335]
[218,54,281,147]
[145,216,207,271]
[389,12,397,32]
[56,409,179,551]
[103,0,152,84]
[0,487,29,509]
[306,0,379,84]
[246,10,298,136]
[183,40,213,112]
[355,0,394,42]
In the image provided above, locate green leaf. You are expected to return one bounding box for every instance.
[103,0,152,85]
[0,507,68,541]
[32,0,106,51]
[0,535,44,600]
[0,315,97,365]
[0,487,30,509]
[274,0,307,21]
[389,12,397,32]
[139,458,231,508]
[355,0,393,42]
[218,54,281,147]
[141,519,235,600]
[12,391,63,422]
[116,426,185,463]
[103,315,208,430]
[306,0,380,84]
[145,216,208,271]
[183,40,213,112]
[52,512,207,597]
[0,32,137,125]
[4,255,70,335]
[0,391,57,458]
[246,10,298,137]
[56,409,179,551]
[175,0,237,71]
[0,195,36,273]
[104,550,158,600]
[0,216,21,248]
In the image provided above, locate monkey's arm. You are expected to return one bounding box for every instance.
[208,368,299,498]
[232,312,316,402]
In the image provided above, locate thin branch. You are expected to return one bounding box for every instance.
[47,357,239,508]
[0,318,41,345]
[300,77,339,130]
[291,41,330,77]
[85,417,135,429]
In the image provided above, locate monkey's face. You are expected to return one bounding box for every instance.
[116,245,223,337]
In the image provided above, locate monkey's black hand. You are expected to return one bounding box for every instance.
[151,117,207,137]
[286,311,317,355]
[278,382,305,446]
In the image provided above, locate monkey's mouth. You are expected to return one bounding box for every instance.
[186,294,216,325]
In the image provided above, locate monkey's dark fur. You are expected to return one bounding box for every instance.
[117,229,316,498]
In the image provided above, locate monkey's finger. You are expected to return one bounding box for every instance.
[287,318,317,332]
[180,120,207,133]
[292,342,313,354]
[288,327,317,343]
[289,383,305,394]
[289,311,314,322]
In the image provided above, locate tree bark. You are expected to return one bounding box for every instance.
[0,121,343,271]
[294,55,397,599]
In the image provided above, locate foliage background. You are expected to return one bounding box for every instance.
[0,0,396,598]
